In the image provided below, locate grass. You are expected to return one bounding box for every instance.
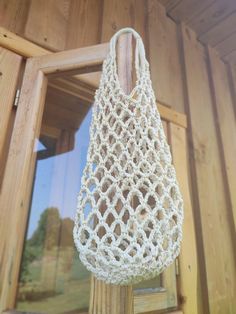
[17,279,90,313]
[16,246,162,313]
[17,247,90,313]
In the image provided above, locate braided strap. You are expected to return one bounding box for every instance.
[73,28,184,285]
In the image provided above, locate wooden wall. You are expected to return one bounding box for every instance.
[0,0,236,313]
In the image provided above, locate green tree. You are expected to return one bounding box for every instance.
[20,207,61,283]
[29,207,61,250]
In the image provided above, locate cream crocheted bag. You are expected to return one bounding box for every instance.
[73,28,184,285]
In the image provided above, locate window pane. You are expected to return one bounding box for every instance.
[133,275,161,292]
[16,74,99,313]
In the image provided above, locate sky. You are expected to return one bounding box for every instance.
[26,108,92,239]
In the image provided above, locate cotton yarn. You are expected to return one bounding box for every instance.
[73,28,184,285]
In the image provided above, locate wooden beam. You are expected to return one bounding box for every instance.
[0,48,22,186]
[0,59,48,311]
[158,103,187,128]
[0,27,188,312]
[0,26,49,57]
[89,33,134,314]
[0,27,187,128]
[37,43,108,75]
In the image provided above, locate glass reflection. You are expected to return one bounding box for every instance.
[16,71,163,313]
[16,82,93,313]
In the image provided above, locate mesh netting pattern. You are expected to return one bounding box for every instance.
[73,28,184,285]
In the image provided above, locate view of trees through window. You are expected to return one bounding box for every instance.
[16,89,162,314]
[16,106,92,313]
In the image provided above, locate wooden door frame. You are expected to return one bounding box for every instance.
[0,41,109,311]
[0,27,197,314]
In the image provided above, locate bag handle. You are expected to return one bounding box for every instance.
[109,28,146,80]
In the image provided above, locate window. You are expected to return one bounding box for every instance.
[1,42,193,313]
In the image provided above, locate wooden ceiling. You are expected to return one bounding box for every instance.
[159,0,236,64]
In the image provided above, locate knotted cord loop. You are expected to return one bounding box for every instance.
[109,27,146,80]
[73,28,184,285]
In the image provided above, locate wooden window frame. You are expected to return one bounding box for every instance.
[0,28,197,314]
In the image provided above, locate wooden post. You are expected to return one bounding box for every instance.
[89,33,134,314]
[0,48,22,187]
[90,277,133,314]
[169,123,198,314]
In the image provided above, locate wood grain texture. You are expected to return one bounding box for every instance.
[159,0,236,65]
[0,49,22,300]
[89,34,133,314]
[89,277,133,314]
[167,0,214,23]
[0,48,22,185]
[215,32,236,58]
[101,0,147,50]
[228,64,236,117]
[147,0,185,113]
[117,33,134,94]
[207,46,236,236]
[0,0,29,34]
[66,0,102,49]
[181,24,236,314]
[158,0,182,11]
[158,104,187,128]
[169,122,198,314]
[0,27,187,129]
[38,43,109,75]
[0,1,236,313]
[0,42,109,311]
[0,26,49,57]
[189,0,236,36]
[199,12,236,46]
[223,49,236,64]
[24,0,71,51]
[0,59,47,311]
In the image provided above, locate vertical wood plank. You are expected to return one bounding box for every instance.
[65,0,102,49]
[207,46,236,238]
[101,0,148,49]
[223,50,236,64]
[90,277,133,314]
[89,32,133,314]
[0,47,23,310]
[117,33,133,94]
[0,0,30,34]
[0,59,47,311]
[147,0,185,113]
[169,122,198,314]
[24,0,70,51]
[227,64,236,118]
[180,24,236,314]
[0,48,22,186]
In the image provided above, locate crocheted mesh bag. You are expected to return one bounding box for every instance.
[73,28,184,285]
